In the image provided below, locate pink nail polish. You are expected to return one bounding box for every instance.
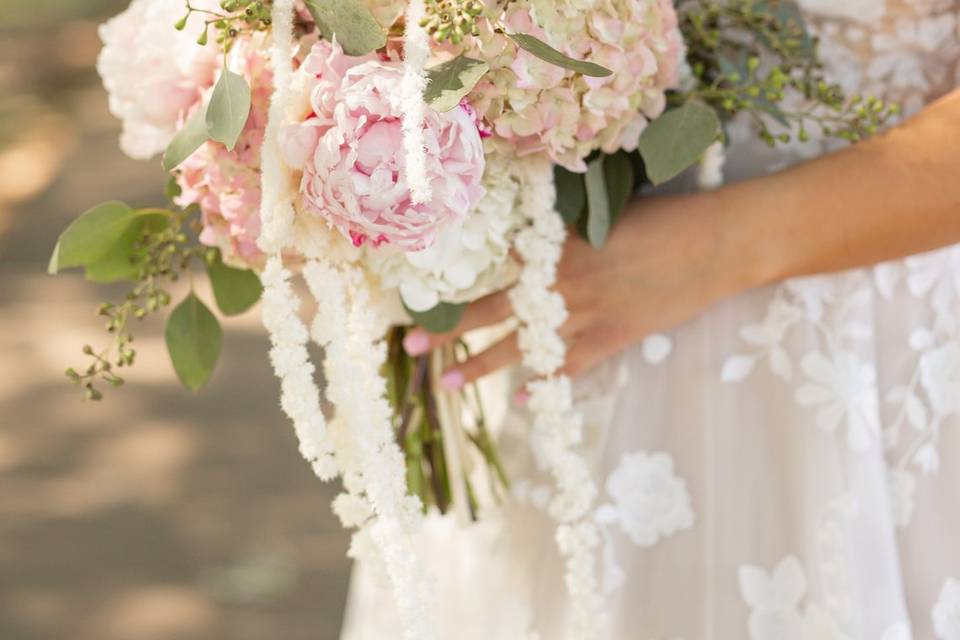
[403,330,429,356]
[440,370,465,391]
[514,389,530,408]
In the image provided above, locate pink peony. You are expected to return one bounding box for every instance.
[97,0,219,159]
[281,41,486,251]
[175,37,272,270]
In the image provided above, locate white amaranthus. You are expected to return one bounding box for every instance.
[257,0,297,254]
[697,140,726,190]
[257,3,432,639]
[303,260,433,640]
[508,156,604,638]
[400,0,432,204]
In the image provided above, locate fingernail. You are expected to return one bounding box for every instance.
[440,369,465,391]
[514,389,530,408]
[403,330,429,356]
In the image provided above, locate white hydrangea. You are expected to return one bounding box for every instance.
[365,151,525,312]
[97,0,220,159]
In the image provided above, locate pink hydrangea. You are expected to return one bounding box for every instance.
[467,0,685,172]
[97,0,219,159]
[281,40,486,251]
[175,38,272,269]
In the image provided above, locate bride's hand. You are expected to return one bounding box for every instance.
[401,191,759,391]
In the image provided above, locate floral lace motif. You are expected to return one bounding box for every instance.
[722,1,960,637]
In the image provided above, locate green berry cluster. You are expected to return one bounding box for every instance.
[679,0,898,147]
[175,0,273,51]
[66,198,205,401]
[420,0,485,45]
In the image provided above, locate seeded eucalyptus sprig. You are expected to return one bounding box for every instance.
[51,180,263,401]
[57,201,204,400]
[175,0,273,52]
[676,0,899,145]
[420,0,485,44]
[555,0,900,254]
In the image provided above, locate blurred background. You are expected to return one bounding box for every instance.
[0,2,352,639]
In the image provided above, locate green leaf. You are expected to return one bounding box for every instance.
[206,251,263,316]
[638,100,721,185]
[162,106,209,172]
[604,150,635,224]
[754,94,790,127]
[424,55,489,112]
[206,70,251,152]
[404,301,467,334]
[584,156,610,248]
[752,1,813,54]
[165,293,222,391]
[507,33,612,78]
[553,165,586,224]
[49,201,139,274]
[718,50,749,84]
[164,177,183,201]
[84,214,170,283]
[305,0,386,56]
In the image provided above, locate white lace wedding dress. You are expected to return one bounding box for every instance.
[341,1,960,638]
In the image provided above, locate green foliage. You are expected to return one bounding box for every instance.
[55,200,209,401]
[506,33,612,78]
[206,69,252,152]
[83,215,171,283]
[163,106,210,171]
[584,157,610,248]
[174,0,274,55]
[165,293,223,391]
[602,151,635,231]
[404,301,467,334]
[305,0,386,56]
[556,152,635,246]
[423,55,489,112]
[677,0,898,145]
[638,101,721,185]
[49,202,145,274]
[420,0,485,44]
[206,250,263,316]
[553,165,586,225]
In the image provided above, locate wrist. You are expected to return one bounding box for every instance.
[709,180,788,297]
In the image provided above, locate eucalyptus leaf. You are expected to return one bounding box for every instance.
[584,156,610,248]
[638,100,721,185]
[206,251,263,316]
[206,70,251,152]
[753,1,812,53]
[165,293,222,391]
[553,165,586,224]
[162,106,209,171]
[753,94,790,127]
[718,50,749,83]
[507,33,612,78]
[604,151,635,224]
[305,0,386,56]
[404,301,467,334]
[84,214,170,283]
[49,201,140,274]
[424,55,489,112]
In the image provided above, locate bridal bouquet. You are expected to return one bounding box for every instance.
[51,0,893,636]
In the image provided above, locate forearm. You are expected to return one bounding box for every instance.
[717,89,960,292]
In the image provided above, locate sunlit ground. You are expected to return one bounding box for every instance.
[0,4,352,639]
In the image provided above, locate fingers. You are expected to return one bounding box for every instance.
[438,333,521,390]
[513,324,626,405]
[403,290,513,356]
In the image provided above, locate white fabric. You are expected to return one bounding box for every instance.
[341,1,960,638]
